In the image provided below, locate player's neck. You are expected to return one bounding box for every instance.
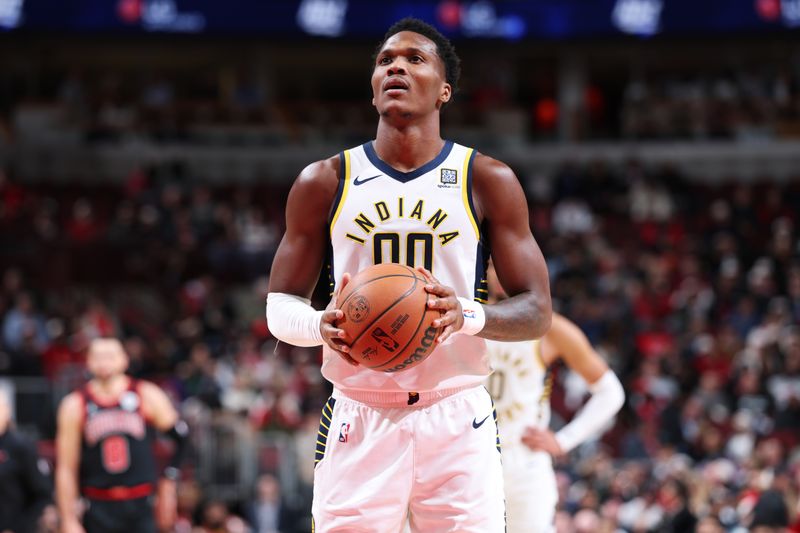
[90,374,129,399]
[374,120,444,173]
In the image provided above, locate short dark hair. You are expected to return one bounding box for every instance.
[374,17,461,96]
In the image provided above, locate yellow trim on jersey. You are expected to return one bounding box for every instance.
[329,150,352,236]
[461,148,480,240]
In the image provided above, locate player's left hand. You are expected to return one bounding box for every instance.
[417,267,464,343]
[521,427,565,457]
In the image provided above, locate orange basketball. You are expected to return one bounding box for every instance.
[335,263,442,373]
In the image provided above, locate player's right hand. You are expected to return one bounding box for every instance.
[416,266,464,343]
[521,426,565,457]
[320,273,359,366]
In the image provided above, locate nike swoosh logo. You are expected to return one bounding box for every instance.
[353,174,381,186]
[472,415,490,429]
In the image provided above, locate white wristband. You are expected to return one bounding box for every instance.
[266,292,325,347]
[457,297,486,336]
[554,370,625,453]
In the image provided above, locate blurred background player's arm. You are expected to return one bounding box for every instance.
[522,314,625,456]
[139,381,186,532]
[55,392,86,533]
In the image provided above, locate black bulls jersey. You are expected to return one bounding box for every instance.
[79,379,157,491]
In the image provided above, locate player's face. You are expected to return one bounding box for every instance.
[371,31,451,120]
[86,339,129,380]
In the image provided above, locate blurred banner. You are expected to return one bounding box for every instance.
[2,0,800,39]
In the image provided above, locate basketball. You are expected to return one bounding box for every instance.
[335,263,442,373]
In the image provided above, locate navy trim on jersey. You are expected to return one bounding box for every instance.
[315,398,336,465]
[473,222,491,303]
[464,148,479,226]
[328,152,348,225]
[327,151,349,295]
[326,254,335,297]
[363,140,454,183]
[491,400,501,453]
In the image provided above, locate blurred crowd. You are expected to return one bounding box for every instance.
[529,160,800,531]
[619,67,800,140]
[2,152,799,531]
[3,57,800,147]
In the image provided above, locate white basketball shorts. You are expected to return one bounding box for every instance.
[311,385,505,533]
[503,444,557,533]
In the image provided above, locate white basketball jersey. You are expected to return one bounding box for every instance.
[485,339,553,446]
[324,140,490,393]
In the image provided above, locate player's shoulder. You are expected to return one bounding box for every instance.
[289,153,344,212]
[468,151,523,220]
[134,378,157,394]
[135,379,169,402]
[60,390,84,408]
[470,151,517,184]
[57,391,85,422]
[296,153,343,188]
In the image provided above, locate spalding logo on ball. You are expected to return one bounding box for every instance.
[335,263,443,372]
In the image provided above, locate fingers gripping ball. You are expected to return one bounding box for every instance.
[335,263,442,372]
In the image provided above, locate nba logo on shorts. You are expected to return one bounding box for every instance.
[440,168,457,184]
[339,422,350,443]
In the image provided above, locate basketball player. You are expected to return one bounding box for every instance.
[55,338,189,533]
[266,17,551,533]
[486,266,625,533]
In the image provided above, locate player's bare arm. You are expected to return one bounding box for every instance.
[523,313,624,456]
[139,381,184,532]
[543,314,608,383]
[267,157,358,364]
[139,381,178,431]
[55,393,86,533]
[472,153,551,341]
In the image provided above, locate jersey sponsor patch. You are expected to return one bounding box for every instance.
[440,168,458,184]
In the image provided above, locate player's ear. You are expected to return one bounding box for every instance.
[440,83,452,105]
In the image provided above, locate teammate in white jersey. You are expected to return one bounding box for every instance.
[486,268,625,533]
[266,17,551,533]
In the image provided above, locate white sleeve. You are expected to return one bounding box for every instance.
[266,292,325,347]
[554,370,625,453]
